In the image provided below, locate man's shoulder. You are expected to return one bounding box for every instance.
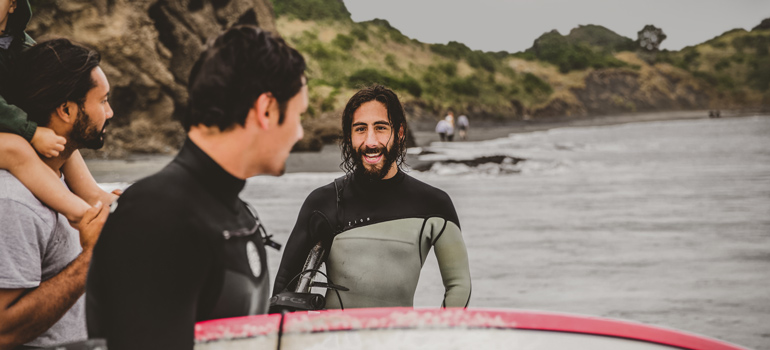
[120,162,195,202]
[401,173,459,226]
[402,173,452,201]
[0,170,54,220]
[302,181,337,207]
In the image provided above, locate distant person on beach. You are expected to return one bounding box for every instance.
[444,111,455,142]
[0,0,115,229]
[457,114,469,141]
[0,38,112,349]
[435,117,449,141]
[86,25,307,349]
[435,111,455,142]
[273,85,471,310]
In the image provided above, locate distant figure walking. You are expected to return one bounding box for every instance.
[445,112,455,142]
[457,114,469,141]
[435,118,449,141]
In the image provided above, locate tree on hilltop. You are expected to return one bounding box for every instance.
[637,25,667,51]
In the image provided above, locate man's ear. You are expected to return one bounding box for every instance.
[251,92,274,130]
[54,102,75,124]
[398,125,406,141]
[9,0,16,13]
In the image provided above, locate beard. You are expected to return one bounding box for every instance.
[353,142,399,181]
[71,104,108,150]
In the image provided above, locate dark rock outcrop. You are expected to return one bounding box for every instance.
[26,0,276,158]
[571,68,709,115]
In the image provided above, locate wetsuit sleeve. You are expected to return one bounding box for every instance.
[433,220,471,307]
[0,94,37,141]
[87,188,213,350]
[272,187,335,298]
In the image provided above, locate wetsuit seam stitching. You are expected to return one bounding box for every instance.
[432,219,448,245]
[465,285,472,308]
[418,218,428,265]
[334,236,414,244]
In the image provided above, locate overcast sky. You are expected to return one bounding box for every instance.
[344,0,770,53]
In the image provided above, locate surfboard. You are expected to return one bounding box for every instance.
[194,308,746,350]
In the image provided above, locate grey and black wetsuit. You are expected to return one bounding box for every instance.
[273,170,471,309]
[86,139,270,350]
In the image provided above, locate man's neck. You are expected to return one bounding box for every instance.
[42,148,77,177]
[188,126,254,180]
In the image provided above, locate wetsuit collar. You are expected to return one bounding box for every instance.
[351,168,406,192]
[175,138,246,212]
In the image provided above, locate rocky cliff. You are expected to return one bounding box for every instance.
[27,0,276,157]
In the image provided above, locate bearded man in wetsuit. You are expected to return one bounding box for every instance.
[273,85,471,309]
[86,25,307,349]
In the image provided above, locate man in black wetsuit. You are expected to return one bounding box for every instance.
[273,85,471,309]
[86,25,307,349]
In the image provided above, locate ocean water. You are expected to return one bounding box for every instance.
[100,115,770,349]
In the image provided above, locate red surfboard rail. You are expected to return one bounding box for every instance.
[195,308,747,350]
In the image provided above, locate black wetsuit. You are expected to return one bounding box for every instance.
[273,170,471,309]
[86,139,269,350]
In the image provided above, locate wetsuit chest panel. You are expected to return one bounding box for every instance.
[325,218,430,309]
[195,206,269,320]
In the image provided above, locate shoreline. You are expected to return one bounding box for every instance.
[85,109,761,183]
[410,109,758,146]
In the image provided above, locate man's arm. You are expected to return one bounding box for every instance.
[62,150,118,207]
[433,220,472,308]
[0,95,37,142]
[273,188,336,298]
[0,203,107,349]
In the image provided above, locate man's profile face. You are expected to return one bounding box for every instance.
[70,67,113,150]
[350,101,399,180]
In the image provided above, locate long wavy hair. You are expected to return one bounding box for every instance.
[340,85,408,174]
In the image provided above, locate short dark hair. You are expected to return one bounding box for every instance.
[15,39,101,126]
[183,25,306,131]
[340,85,408,173]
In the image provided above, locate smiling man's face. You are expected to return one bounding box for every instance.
[350,100,400,180]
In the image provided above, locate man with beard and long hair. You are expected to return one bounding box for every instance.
[273,85,471,310]
[0,38,112,349]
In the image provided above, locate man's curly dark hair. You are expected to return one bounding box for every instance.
[183,25,306,131]
[340,85,408,174]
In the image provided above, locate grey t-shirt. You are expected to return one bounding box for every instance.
[0,170,87,347]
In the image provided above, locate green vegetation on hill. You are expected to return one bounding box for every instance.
[566,25,636,52]
[655,26,770,97]
[429,41,498,72]
[271,0,768,150]
[271,0,350,21]
[517,29,632,73]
